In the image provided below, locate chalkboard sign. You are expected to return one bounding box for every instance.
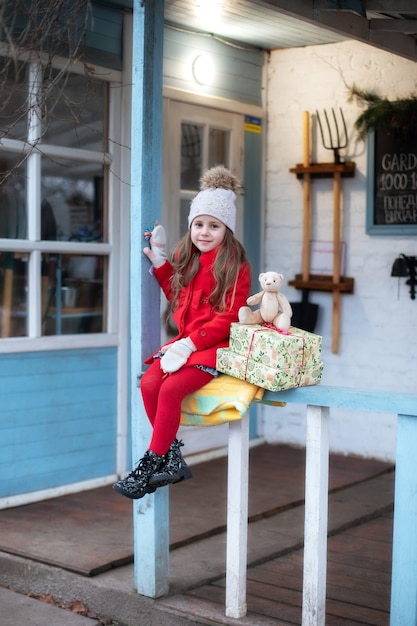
[366,129,417,235]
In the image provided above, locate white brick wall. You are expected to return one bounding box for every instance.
[261,40,417,461]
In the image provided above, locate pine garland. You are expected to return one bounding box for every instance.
[349,85,417,140]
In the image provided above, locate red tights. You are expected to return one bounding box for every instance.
[140,359,213,456]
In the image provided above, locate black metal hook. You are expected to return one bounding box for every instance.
[391,254,417,300]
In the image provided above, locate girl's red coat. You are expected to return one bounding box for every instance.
[145,247,251,369]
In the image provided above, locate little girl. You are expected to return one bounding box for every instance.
[113,166,251,499]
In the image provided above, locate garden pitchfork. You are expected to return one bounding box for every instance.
[316,107,348,164]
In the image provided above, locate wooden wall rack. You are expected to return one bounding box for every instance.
[289,162,356,179]
[289,154,355,354]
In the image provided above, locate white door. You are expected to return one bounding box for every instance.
[163,100,244,456]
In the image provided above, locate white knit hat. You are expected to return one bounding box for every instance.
[188,187,237,233]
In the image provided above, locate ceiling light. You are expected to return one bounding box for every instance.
[192,55,215,86]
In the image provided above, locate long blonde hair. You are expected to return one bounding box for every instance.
[168,228,249,317]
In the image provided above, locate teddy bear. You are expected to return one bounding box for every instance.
[238,271,293,331]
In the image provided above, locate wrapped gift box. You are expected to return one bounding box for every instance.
[216,323,323,392]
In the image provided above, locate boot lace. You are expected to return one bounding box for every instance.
[127,452,155,481]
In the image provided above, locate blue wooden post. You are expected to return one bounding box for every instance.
[390,413,417,625]
[130,0,168,597]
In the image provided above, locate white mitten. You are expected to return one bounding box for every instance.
[143,223,167,268]
[160,337,196,373]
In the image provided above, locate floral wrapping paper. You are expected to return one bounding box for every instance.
[216,323,324,392]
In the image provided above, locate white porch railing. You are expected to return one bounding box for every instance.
[134,385,417,625]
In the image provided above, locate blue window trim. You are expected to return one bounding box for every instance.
[366,130,417,236]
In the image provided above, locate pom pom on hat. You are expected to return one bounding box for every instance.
[199,165,243,194]
[188,165,243,234]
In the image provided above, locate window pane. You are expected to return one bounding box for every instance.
[181,123,202,190]
[0,60,28,142]
[209,128,229,169]
[0,154,27,239]
[42,72,107,151]
[42,253,105,335]
[41,158,105,242]
[180,197,191,236]
[0,64,107,149]
[0,252,28,337]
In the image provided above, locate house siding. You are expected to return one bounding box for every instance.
[86,3,124,69]
[0,348,117,498]
[163,25,264,107]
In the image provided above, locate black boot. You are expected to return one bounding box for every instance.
[149,439,192,488]
[112,450,163,499]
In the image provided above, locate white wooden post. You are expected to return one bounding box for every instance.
[225,412,250,618]
[390,413,417,625]
[302,405,329,626]
[130,0,167,598]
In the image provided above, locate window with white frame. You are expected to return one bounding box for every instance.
[0,57,113,338]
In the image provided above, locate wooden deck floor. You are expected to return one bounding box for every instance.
[159,443,394,626]
[0,443,395,625]
[183,511,392,625]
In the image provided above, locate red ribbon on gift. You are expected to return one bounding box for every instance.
[261,322,291,335]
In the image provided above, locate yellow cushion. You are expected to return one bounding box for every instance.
[180,374,284,426]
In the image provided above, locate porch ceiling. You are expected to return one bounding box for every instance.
[163,0,417,62]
